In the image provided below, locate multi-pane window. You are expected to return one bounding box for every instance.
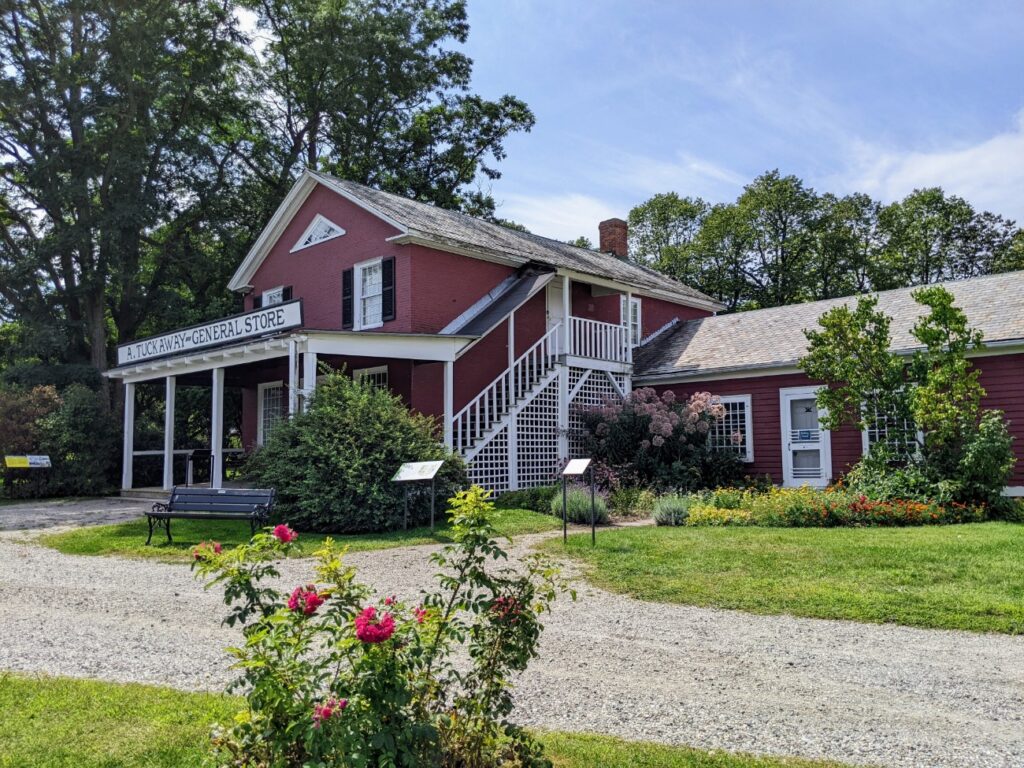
[621,296,642,346]
[862,396,919,458]
[358,260,383,328]
[708,394,753,462]
[292,214,345,252]
[354,365,388,390]
[258,383,285,445]
[263,286,284,306]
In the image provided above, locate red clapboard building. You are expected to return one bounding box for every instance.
[107,170,720,493]
[107,171,1024,496]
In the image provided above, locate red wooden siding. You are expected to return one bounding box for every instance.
[409,245,515,332]
[652,352,1024,486]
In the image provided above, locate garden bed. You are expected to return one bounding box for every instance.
[543,522,1024,633]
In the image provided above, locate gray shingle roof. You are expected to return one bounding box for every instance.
[634,271,1024,381]
[314,172,720,307]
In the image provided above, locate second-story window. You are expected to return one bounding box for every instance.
[621,295,642,346]
[358,259,383,328]
[342,257,395,330]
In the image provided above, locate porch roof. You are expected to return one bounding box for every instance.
[106,329,477,383]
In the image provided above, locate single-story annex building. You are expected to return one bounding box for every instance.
[105,171,1024,495]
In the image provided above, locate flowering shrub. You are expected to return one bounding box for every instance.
[673,485,985,528]
[578,388,744,491]
[192,486,572,767]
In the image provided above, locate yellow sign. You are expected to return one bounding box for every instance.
[4,456,29,468]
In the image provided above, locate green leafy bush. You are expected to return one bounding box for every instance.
[0,383,118,498]
[245,370,466,533]
[493,485,558,513]
[686,503,754,526]
[609,486,656,517]
[652,494,691,526]
[548,484,609,525]
[192,487,571,767]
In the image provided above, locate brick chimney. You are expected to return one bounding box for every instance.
[599,218,628,260]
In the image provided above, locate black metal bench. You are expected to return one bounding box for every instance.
[147,487,275,544]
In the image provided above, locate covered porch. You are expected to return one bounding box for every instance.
[107,329,472,492]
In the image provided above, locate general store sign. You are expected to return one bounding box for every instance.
[117,301,303,365]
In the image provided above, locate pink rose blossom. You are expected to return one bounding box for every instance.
[272,524,297,543]
[413,606,428,624]
[192,541,223,560]
[288,585,325,615]
[384,595,396,606]
[312,697,347,727]
[354,606,395,643]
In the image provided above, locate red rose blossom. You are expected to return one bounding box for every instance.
[272,524,297,543]
[413,606,428,624]
[354,606,395,643]
[288,585,325,615]
[312,697,347,727]
[192,541,223,560]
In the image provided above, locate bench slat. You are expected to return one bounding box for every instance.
[149,511,256,520]
[167,503,267,514]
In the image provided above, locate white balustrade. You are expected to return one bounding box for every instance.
[568,316,631,363]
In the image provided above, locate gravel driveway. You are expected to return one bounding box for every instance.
[0,496,148,531]
[0,523,1022,768]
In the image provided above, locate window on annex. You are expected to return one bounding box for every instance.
[258,382,286,445]
[354,365,389,390]
[861,395,920,459]
[261,285,293,307]
[620,296,642,347]
[708,394,754,462]
[357,259,383,329]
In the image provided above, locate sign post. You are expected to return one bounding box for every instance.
[391,460,445,531]
[561,458,594,546]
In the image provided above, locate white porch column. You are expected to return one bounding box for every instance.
[561,276,571,355]
[163,376,176,490]
[121,381,135,490]
[302,349,318,408]
[287,339,299,415]
[507,314,519,490]
[211,367,225,489]
[443,360,454,451]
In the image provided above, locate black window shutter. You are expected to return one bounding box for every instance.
[252,294,262,309]
[282,285,293,302]
[381,257,396,322]
[342,268,354,329]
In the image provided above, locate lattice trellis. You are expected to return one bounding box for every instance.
[567,368,625,457]
[467,424,510,494]
[515,378,560,489]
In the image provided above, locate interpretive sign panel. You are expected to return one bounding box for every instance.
[4,455,51,468]
[562,458,592,476]
[392,461,445,483]
[116,300,303,365]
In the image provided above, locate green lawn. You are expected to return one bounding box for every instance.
[542,523,1024,634]
[38,507,562,562]
[0,674,846,768]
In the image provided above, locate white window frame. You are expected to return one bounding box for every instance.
[290,213,346,253]
[262,285,285,306]
[354,257,384,330]
[860,395,923,458]
[354,365,389,389]
[620,295,642,347]
[710,394,754,463]
[256,381,285,446]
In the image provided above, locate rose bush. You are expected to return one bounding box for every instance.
[192,486,572,767]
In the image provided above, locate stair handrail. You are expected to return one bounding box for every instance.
[453,322,562,453]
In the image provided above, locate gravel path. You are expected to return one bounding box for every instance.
[1,526,1022,767]
[0,497,148,531]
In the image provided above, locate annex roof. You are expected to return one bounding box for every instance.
[633,270,1024,382]
[229,170,722,310]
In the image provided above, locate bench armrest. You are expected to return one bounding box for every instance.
[252,503,270,524]
[151,501,169,515]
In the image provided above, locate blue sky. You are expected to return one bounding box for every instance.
[461,0,1024,242]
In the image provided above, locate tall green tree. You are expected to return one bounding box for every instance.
[241,0,534,220]
[0,0,252,379]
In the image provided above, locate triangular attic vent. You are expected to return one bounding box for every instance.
[291,213,346,252]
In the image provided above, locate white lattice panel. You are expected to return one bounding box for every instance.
[515,378,560,488]
[568,368,624,457]
[467,424,510,494]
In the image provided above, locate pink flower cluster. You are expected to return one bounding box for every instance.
[413,606,428,624]
[288,585,326,615]
[312,697,347,727]
[192,541,223,561]
[272,524,297,543]
[354,606,395,643]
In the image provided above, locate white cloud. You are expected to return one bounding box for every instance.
[497,192,620,243]
[838,111,1024,223]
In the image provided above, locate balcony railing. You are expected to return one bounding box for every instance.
[569,316,631,363]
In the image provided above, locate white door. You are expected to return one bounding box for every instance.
[780,386,831,488]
